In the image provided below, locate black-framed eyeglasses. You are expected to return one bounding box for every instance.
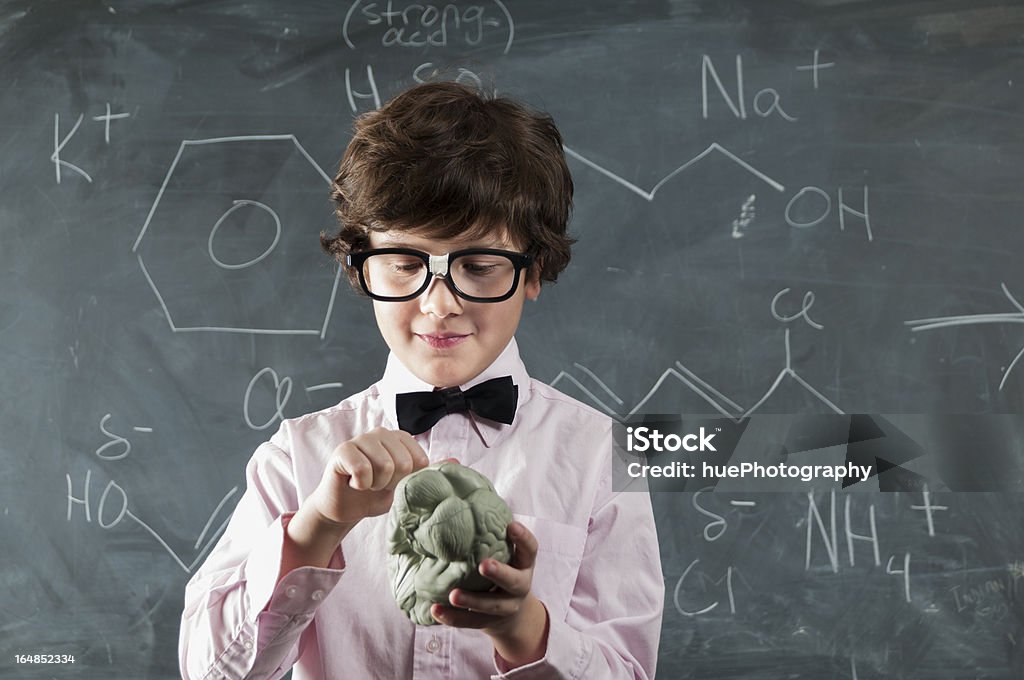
[346,248,534,303]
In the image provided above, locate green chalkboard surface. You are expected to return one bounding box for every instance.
[2,1,1024,678]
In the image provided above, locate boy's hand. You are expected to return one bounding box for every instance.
[430,521,549,666]
[308,427,430,527]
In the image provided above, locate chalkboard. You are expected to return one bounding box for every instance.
[2,0,1024,677]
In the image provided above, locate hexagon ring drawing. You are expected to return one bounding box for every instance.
[132,135,340,337]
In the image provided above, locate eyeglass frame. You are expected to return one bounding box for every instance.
[345,247,535,303]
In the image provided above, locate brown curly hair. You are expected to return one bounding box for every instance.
[320,81,575,292]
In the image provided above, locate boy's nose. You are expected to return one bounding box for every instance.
[419,274,462,317]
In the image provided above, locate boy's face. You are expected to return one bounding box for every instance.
[367,228,540,388]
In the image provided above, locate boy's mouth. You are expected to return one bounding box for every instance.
[416,333,469,349]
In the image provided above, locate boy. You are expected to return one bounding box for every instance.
[179,81,664,679]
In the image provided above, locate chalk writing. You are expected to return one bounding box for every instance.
[906,283,1024,390]
[805,491,880,572]
[346,65,382,112]
[564,142,785,203]
[132,135,341,337]
[694,489,727,541]
[886,553,912,602]
[909,486,948,537]
[342,0,513,53]
[701,54,796,122]
[91,102,131,144]
[795,49,835,90]
[785,185,873,241]
[740,328,842,418]
[207,199,282,270]
[51,114,91,184]
[673,559,737,616]
[96,414,132,461]
[52,104,131,183]
[244,367,293,430]
[771,287,824,330]
[731,194,756,239]
[66,470,238,573]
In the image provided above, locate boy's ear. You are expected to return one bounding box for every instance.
[524,268,541,301]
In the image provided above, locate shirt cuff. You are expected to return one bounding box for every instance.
[242,512,346,622]
[491,605,590,680]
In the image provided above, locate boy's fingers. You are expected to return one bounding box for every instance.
[479,523,538,595]
[431,603,492,629]
[506,521,538,569]
[393,430,430,469]
[381,431,427,490]
[334,444,374,491]
[352,438,396,491]
[478,558,531,597]
[339,429,430,492]
[449,588,519,617]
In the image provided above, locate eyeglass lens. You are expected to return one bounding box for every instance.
[362,252,518,299]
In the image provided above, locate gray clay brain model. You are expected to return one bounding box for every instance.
[387,462,513,625]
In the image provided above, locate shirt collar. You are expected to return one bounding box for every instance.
[379,337,531,448]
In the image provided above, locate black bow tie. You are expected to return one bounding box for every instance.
[395,376,518,435]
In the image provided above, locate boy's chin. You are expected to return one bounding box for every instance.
[407,354,474,388]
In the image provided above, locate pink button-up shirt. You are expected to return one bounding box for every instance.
[179,337,664,679]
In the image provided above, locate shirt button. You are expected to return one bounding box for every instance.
[311,589,324,601]
[425,637,441,653]
[284,585,298,598]
[243,639,253,649]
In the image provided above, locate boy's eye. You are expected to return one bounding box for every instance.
[383,257,424,273]
[456,258,507,276]
[463,263,497,274]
